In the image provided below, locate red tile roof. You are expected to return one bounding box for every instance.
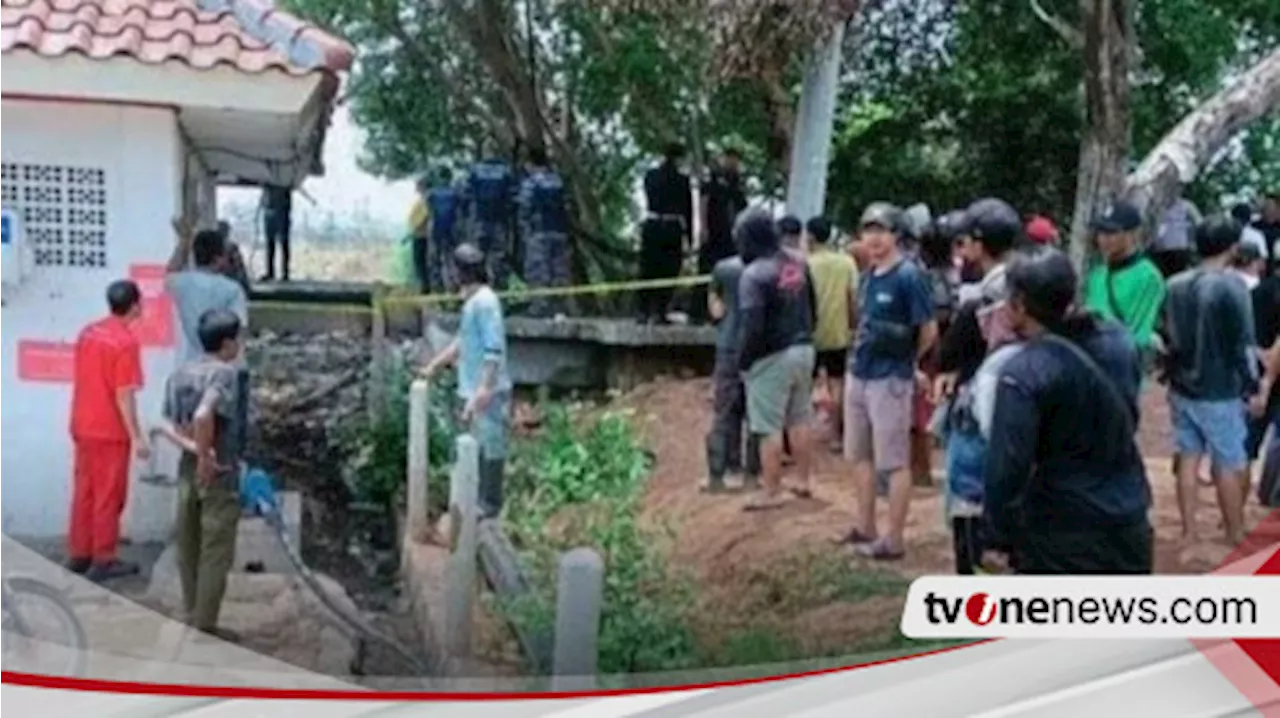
[1,0,353,76]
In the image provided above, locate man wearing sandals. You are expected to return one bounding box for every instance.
[841,203,939,560]
[736,210,818,511]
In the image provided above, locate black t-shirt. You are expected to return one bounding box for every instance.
[643,163,693,230]
[738,249,816,371]
[1255,275,1280,402]
[704,169,746,244]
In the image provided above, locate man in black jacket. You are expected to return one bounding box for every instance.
[983,246,1153,575]
[638,143,694,324]
[736,210,818,511]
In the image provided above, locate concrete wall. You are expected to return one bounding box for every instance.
[1,99,183,539]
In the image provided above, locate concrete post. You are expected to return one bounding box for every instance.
[368,294,388,426]
[445,435,480,659]
[551,548,605,692]
[785,21,847,228]
[406,379,430,543]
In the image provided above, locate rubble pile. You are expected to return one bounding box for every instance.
[246,330,373,478]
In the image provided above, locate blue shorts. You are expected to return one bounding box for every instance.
[1169,393,1248,474]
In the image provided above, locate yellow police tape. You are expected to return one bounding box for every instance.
[249,273,713,316]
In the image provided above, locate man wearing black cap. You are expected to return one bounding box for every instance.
[841,202,938,560]
[1083,200,1167,365]
[639,143,693,324]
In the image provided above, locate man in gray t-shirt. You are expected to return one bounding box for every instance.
[704,255,759,491]
[166,221,250,450]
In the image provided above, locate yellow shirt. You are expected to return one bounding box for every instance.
[407,196,429,235]
[808,246,859,351]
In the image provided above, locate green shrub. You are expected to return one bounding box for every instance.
[504,405,697,675]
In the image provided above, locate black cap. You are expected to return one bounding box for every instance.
[1091,200,1143,233]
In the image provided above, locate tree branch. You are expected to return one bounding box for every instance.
[1030,0,1084,50]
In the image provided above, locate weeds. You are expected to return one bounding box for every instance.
[504,404,697,675]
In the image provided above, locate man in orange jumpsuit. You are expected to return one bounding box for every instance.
[68,279,150,581]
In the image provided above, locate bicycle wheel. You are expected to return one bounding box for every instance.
[2,577,89,677]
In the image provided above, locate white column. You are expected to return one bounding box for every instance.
[786,22,847,227]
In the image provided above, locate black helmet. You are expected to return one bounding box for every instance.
[935,210,972,242]
[965,198,1022,254]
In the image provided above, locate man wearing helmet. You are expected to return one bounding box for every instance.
[840,202,939,560]
[419,243,513,519]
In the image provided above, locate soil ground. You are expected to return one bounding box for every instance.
[626,377,1277,660]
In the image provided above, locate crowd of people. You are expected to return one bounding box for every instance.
[699,191,1280,575]
[407,148,571,318]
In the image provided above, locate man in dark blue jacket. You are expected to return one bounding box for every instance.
[983,246,1152,575]
[462,153,517,289]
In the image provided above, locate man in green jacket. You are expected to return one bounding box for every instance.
[1083,200,1167,359]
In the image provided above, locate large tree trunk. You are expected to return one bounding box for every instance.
[1067,0,1132,273]
[1125,46,1280,229]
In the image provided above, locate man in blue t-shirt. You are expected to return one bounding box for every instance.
[420,243,513,519]
[840,203,938,560]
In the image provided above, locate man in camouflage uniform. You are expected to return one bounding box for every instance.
[462,151,517,290]
[517,147,570,318]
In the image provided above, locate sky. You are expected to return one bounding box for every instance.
[218,105,416,233]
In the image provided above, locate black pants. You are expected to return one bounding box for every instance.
[952,516,985,575]
[1015,521,1153,575]
[1150,249,1192,279]
[479,458,505,519]
[412,238,430,293]
[639,218,684,321]
[264,213,291,280]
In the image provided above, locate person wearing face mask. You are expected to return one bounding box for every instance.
[982,246,1152,575]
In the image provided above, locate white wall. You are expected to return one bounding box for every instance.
[1,99,182,540]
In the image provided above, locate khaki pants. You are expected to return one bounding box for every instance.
[176,468,241,631]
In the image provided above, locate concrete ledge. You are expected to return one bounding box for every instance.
[250,302,372,336]
[430,314,717,347]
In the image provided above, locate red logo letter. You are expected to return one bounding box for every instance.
[966,592,997,626]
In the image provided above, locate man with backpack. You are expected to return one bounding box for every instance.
[983,246,1152,575]
[517,148,571,318]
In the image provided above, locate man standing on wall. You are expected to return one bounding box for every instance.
[462,150,517,290]
[420,244,513,519]
[260,184,292,282]
[693,147,747,324]
[638,143,693,324]
[517,147,571,318]
[68,280,149,581]
[426,168,463,294]
[840,203,939,561]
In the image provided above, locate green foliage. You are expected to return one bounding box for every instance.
[503,405,698,675]
[342,362,458,519]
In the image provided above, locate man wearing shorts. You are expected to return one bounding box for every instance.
[841,203,939,560]
[806,215,858,450]
[1164,216,1258,546]
[736,210,817,511]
